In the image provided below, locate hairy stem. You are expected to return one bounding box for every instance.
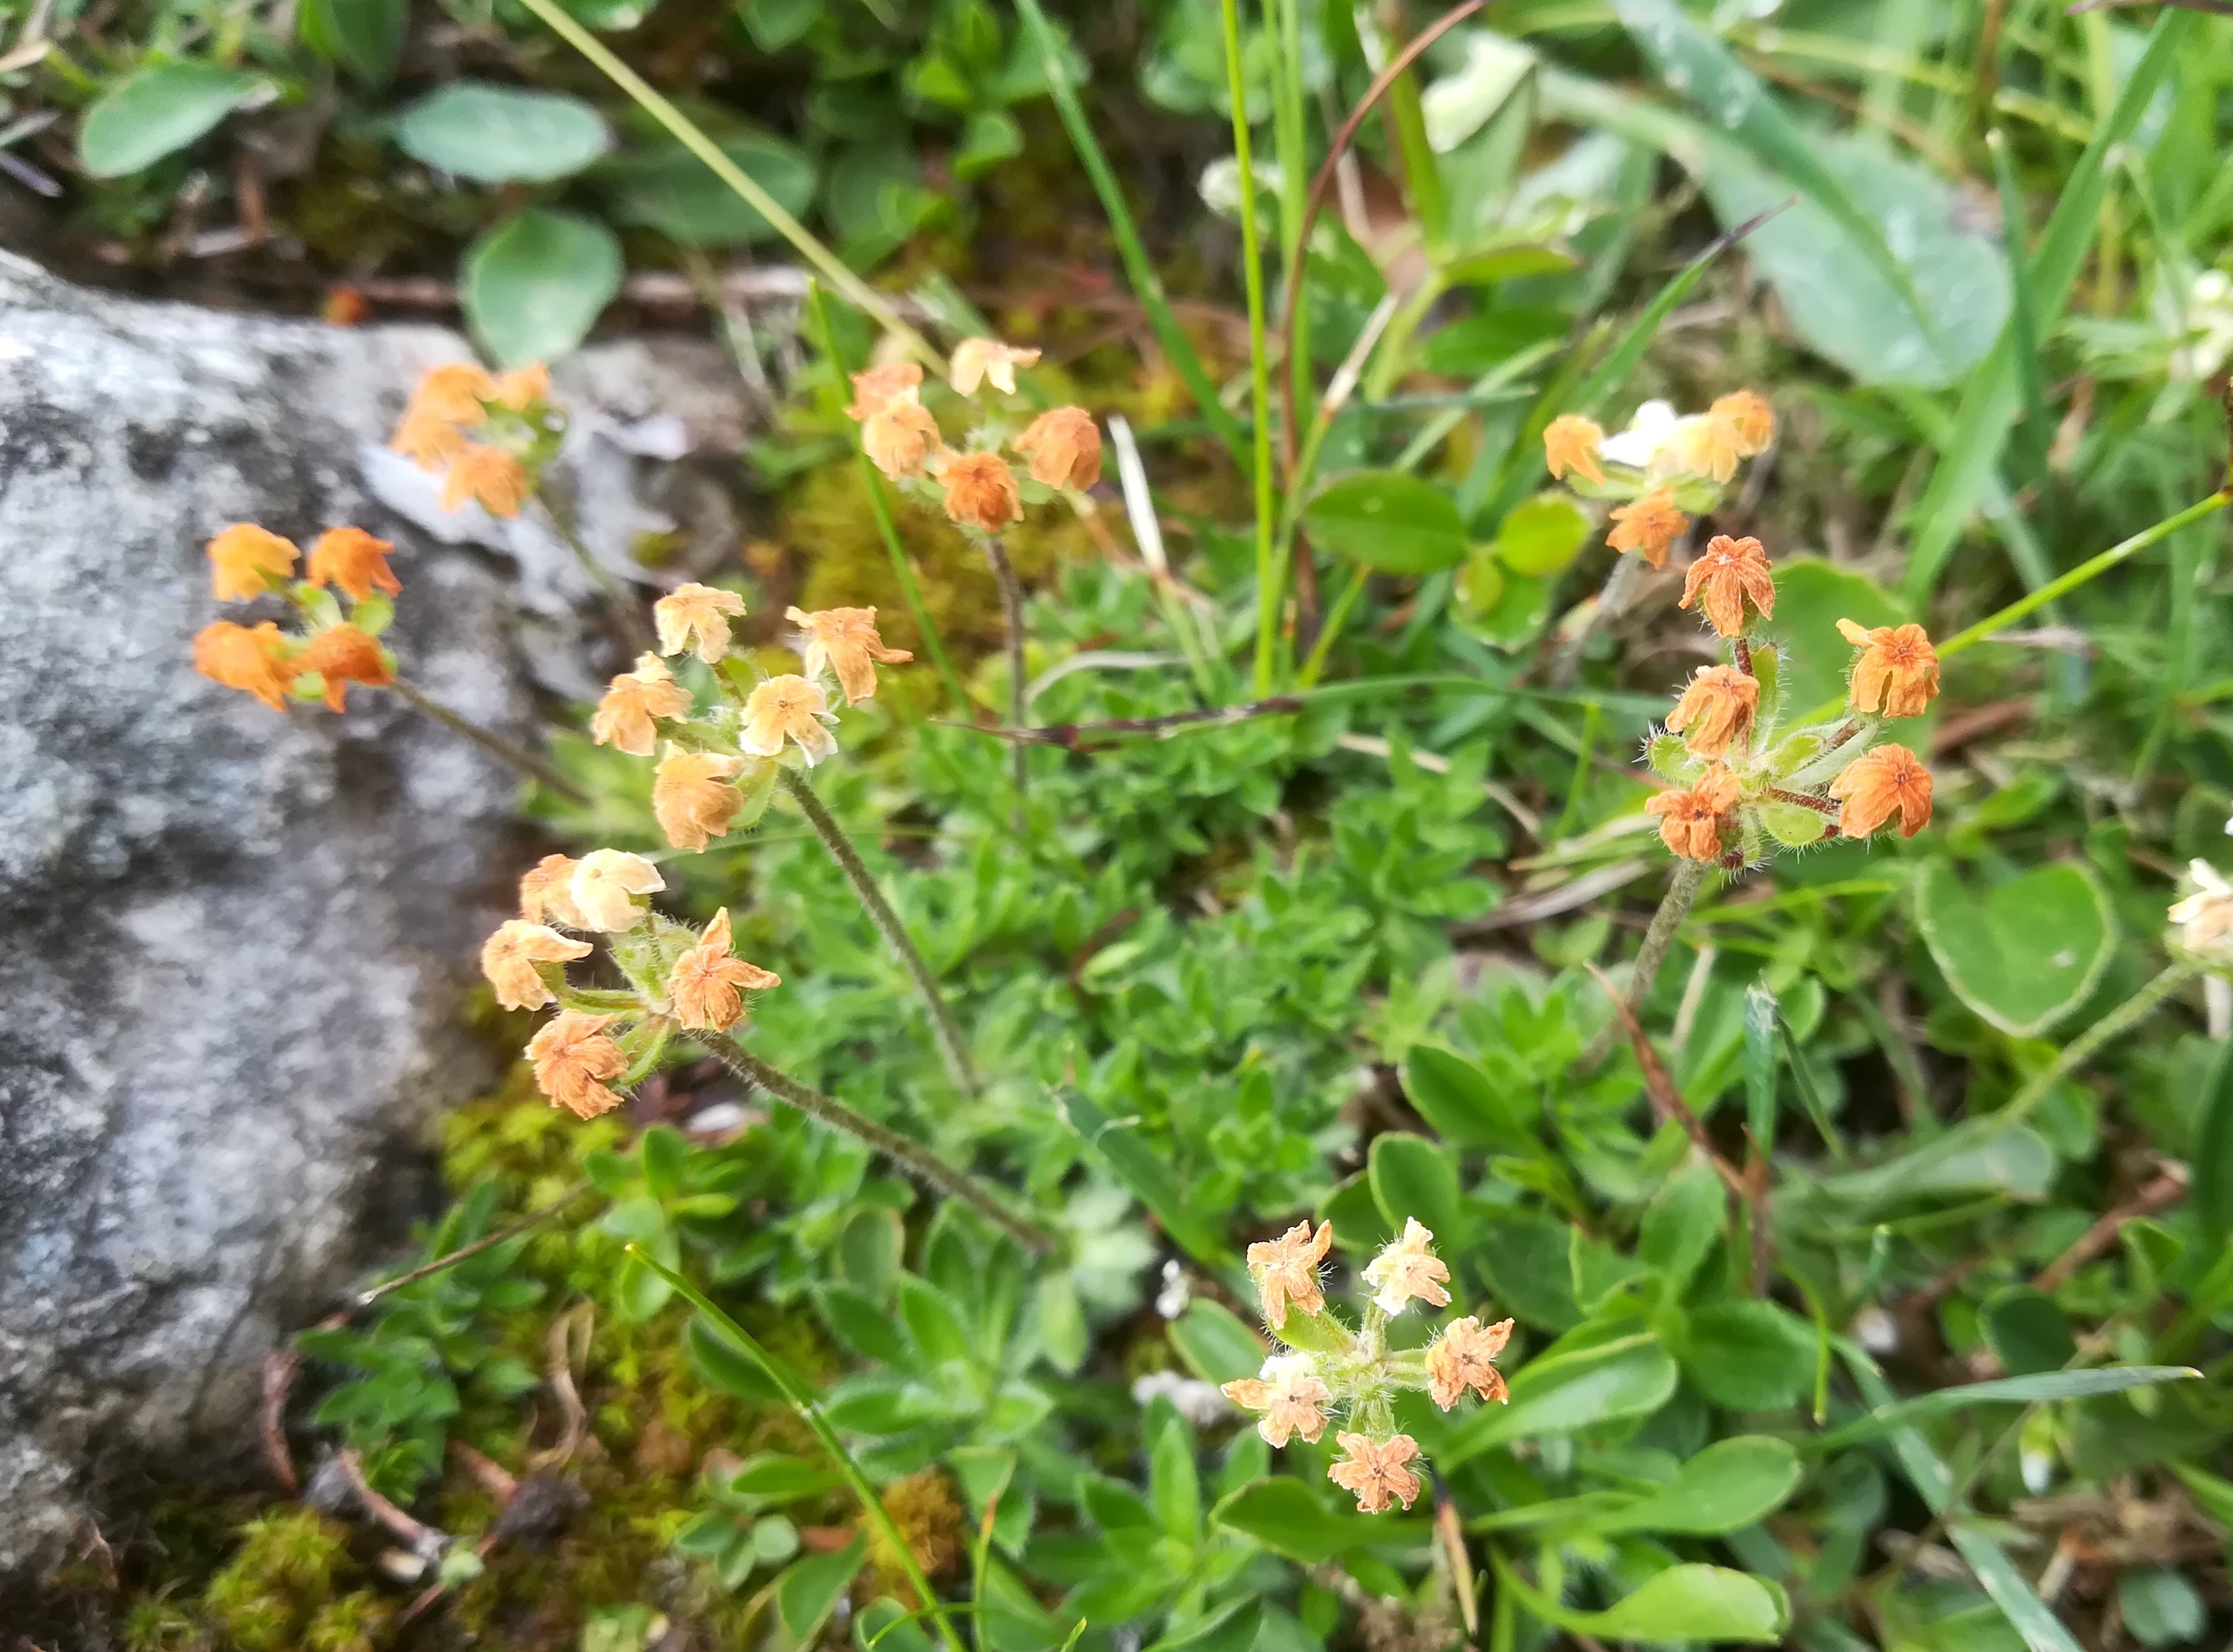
[1998,961,2199,1129]
[385,677,588,803]
[699,1032,1050,1254]
[777,766,981,1097]
[1582,857,1711,1068]
[983,536,1030,801]
[1549,553,1642,686]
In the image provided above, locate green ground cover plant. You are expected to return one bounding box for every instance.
[29,1,2233,1650]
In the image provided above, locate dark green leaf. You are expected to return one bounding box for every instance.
[298,0,406,86]
[1400,1044,1536,1152]
[1981,1287,2076,1378]
[1810,1367,2202,1453]
[79,63,263,178]
[1595,1435,1803,1535]
[775,1537,867,1642]
[600,130,817,248]
[686,1314,788,1404]
[1445,1334,1678,1466]
[2191,1039,2233,1243]
[396,83,611,183]
[1169,1301,1266,1387]
[1367,1132,1465,1244]
[1303,471,1470,575]
[1210,1477,1422,1562]
[461,209,623,368]
[1680,1301,1813,1412]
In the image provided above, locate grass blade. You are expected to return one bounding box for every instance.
[1808,1365,2200,1452]
[1219,0,1283,695]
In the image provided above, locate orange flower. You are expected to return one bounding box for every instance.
[207,524,299,600]
[844,361,924,421]
[1425,1316,1515,1410]
[949,337,1039,396]
[1012,407,1101,489]
[1838,618,1940,719]
[1542,414,1606,484]
[1712,389,1775,455]
[1672,409,1744,484]
[652,746,744,852]
[1665,664,1760,759]
[1830,744,1933,839]
[193,620,298,711]
[861,400,942,480]
[1680,534,1776,638]
[480,919,593,1012]
[409,363,497,425]
[304,527,401,602]
[935,451,1023,533]
[1328,1433,1423,1514]
[1219,1355,1332,1449]
[740,673,839,765]
[569,848,666,932]
[786,606,912,706]
[520,853,589,929]
[1245,1218,1333,1330]
[666,907,781,1032]
[1645,763,1742,862]
[591,654,692,757]
[493,363,550,410]
[440,444,531,518]
[1606,489,1688,569]
[294,624,392,712]
[653,583,748,664]
[392,409,467,471]
[527,1010,629,1120]
[1362,1217,1451,1315]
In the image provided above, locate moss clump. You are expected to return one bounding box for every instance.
[198,1510,360,1651]
[866,1470,964,1602]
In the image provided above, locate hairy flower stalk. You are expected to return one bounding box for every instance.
[1223,1218,1513,1513]
[983,536,1030,800]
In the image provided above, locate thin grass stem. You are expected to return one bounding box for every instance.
[982,536,1031,803]
[1221,0,1282,695]
[385,677,588,802]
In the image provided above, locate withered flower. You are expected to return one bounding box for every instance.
[1362,1217,1451,1316]
[844,361,924,421]
[949,337,1039,396]
[652,746,744,852]
[408,363,498,425]
[1328,1433,1423,1514]
[527,1010,628,1119]
[1607,489,1689,569]
[861,399,943,480]
[1711,389,1775,455]
[294,624,392,712]
[305,527,401,602]
[193,620,298,711]
[520,853,589,929]
[654,583,749,665]
[1245,1218,1334,1330]
[492,364,550,411]
[1838,619,1940,720]
[569,848,666,933]
[787,606,912,706]
[1219,1355,1332,1449]
[1830,744,1933,839]
[480,919,592,1012]
[740,674,839,765]
[207,524,299,600]
[1680,534,1776,638]
[666,907,780,1033]
[935,451,1023,533]
[391,410,468,471]
[591,654,692,757]
[1542,414,1607,484]
[1425,1316,1515,1410]
[1646,764,1743,861]
[2169,862,2233,957]
[1665,664,1760,759]
[1012,407,1101,489]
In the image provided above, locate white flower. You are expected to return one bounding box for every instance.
[1598,399,1681,469]
[2168,859,2233,960]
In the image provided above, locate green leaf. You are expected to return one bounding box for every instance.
[1680,1300,1813,1411]
[1496,1555,1788,1645]
[2190,1039,2233,1244]
[1444,1334,1678,1467]
[1759,802,1827,848]
[1761,558,1913,728]
[1743,983,1779,1150]
[396,82,611,183]
[1147,1406,1201,1544]
[897,1275,972,1368]
[1400,1045,1536,1152]
[1059,1089,1233,1269]
[740,0,820,50]
[1303,471,1470,575]
[298,0,407,86]
[1367,1132,1465,1243]
[1637,1161,1724,1298]
[1474,1212,1583,1331]
[1981,1287,2076,1378]
[775,1536,867,1642]
[1490,492,1592,578]
[1169,1301,1266,1387]
[1210,1477,1423,1563]
[1948,1524,2086,1652]
[815,1283,911,1366]
[686,1315,788,1404]
[1809,1367,2201,1453]
[2116,1567,2205,1650]
[78,63,263,178]
[600,130,817,247]
[460,209,623,368]
[1914,860,2117,1038]
[1595,1435,1804,1536]
[1146,1598,1262,1652]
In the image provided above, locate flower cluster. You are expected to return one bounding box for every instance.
[485,849,782,1118]
[192,524,400,713]
[1221,1218,1513,1514]
[1544,391,1776,567]
[844,338,1102,537]
[2170,862,2233,965]
[389,361,563,518]
[1629,529,1939,866]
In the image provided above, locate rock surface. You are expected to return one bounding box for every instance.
[0,254,753,1575]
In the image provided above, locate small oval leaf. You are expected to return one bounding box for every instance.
[397,82,611,183]
[79,62,263,178]
[460,208,623,368]
[1302,470,1469,575]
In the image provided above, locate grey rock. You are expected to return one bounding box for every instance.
[0,254,753,1575]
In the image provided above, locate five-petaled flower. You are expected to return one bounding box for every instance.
[194,620,298,711]
[1712,389,1775,455]
[1328,1434,1423,1514]
[569,848,666,933]
[1665,664,1760,759]
[740,674,839,765]
[666,907,780,1032]
[1830,744,1933,839]
[1012,407,1102,490]
[527,1010,628,1120]
[1542,414,1606,485]
[861,400,944,480]
[1838,619,1940,719]
[950,338,1040,396]
[788,606,912,706]
[1362,1217,1451,1315]
[652,746,745,852]
[304,527,400,601]
[520,853,589,929]
[654,583,749,664]
[1607,489,1688,568]
[591,654,693,757]
[1646,764,1742,862]
[844,362,924,421]
[441,445,531,518]
[1681,534,1776,637]
[935,450,1023,533]
[207,524,299,600]
[1425,1316,1515,1410]
[1245,1218,1333,1329]
[1219,1355,1332,1449]
[2169,861,2233,959]
[480,919,593,1012]
[294,624,391,711]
